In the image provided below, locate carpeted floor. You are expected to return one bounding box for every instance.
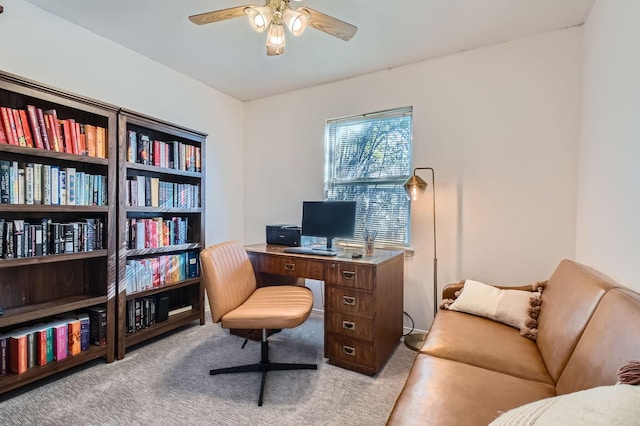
[0,312,416,425]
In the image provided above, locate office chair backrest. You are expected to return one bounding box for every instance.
[200,241,257,323]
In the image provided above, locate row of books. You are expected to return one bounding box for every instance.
[126,297,193,333]
[127,130,201,172]
[125,176,200,208]
[124,251,199,294]
[0,217,104,259]
[0,106,108,158]
[0,306,107,375]
[125,216,189,250]
[0,160,107,206]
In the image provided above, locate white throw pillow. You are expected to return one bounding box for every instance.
[445,279,542,338]
[489,384,640,426]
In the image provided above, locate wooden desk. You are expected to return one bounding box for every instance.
[245,243,404,376]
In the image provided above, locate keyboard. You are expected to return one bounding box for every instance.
[283,247,339,257]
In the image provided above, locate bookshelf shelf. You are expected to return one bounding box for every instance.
[0,143,110,165]
[116,109,206,360]
[0,249,108,268]
[124,309,201,348]
[0,295,108,328]
[125,278,201,301]
[0,344,108,394]
[0,71,117,391]
[125,161,202,178]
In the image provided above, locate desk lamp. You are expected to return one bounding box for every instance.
[403,167,438,351]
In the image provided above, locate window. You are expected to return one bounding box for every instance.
[324,106,413,246]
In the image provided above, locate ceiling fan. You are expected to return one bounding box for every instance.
[189,0,357,56]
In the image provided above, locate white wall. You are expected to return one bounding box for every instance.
[0,0,245,245]
[576,0,640,292]
[245,29,583,331]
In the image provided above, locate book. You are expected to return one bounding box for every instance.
[18,109,34,147]
[44,109,64,152]
[25,162,34,205]
[9,330,29,374]
[11,109,27,147]
[66,318,81,356]
[0,107,18,145]
[42,164,51,205]
[43,112,61,151]
[26,105,45,149]
[33,163,42,204]
[50,165,59,205]
[65,167,76,205]
[96,126,106,159]
[77,313,90,351]
[51,320,68,361]
[187,251,199,278]
[168,305,193,317]
[87,306,107,346]
[0,160,9,204]
[17,165,25,204]
[85,124,96,157]
[35,107,51,150]
[59,169,66,206]
[0,334,8,375]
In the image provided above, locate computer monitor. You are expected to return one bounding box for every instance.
[301,201,357,251]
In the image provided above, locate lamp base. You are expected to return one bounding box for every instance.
[404,332,429,352]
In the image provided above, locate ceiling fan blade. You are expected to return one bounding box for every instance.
[189,5,251,25]
[300,7,357,41]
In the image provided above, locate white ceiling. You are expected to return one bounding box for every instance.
[24,0,595,101]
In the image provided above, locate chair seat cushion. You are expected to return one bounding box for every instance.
[221,285,313,330]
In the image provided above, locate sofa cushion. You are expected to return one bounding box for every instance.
[488,384,640,426]
[443,279,543,339]
[386,354,556,426]
[421,310,553,384]
[555,288,640,394]
[536,259,615,382]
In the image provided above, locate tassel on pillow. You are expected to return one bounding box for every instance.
[617,360,640,385]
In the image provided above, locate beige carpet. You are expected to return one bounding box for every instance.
[0,312,416,425]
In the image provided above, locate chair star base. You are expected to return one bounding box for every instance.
[209,334,317,406]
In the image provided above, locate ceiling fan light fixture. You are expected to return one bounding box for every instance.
[266,22,286,56]
[283,8,307,36]
[267,22,286,47]
[247,6,272,33]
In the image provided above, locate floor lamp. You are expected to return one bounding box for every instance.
[403,167,438,352]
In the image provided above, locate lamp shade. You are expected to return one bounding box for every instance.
[403,174,428,201]
[248,6,272,33]
[284,8,308,36]
[266,22,286,56]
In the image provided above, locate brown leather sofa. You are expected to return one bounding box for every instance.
[387,259,640,425]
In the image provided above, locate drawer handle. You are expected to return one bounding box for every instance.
[284,263,295,271]
[342,321,356,331]
[342,271,356,280]
[342,296,356,306]
[342,345,356,356]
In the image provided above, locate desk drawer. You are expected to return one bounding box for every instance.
[326,333,374,369]
[326,286,374,316]
[326,311,373,341]
[260,256,324,280]
[325,262,374,290]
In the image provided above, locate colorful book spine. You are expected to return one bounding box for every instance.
[52,321,68,361]
[9,331,28,374]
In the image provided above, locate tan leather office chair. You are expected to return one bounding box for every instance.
[200,240,317,406]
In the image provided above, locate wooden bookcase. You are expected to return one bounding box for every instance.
[0,72,118,394]
[116,110,205,360]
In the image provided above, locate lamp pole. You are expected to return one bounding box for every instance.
[403,167,438,351]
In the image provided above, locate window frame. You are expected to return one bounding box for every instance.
[324,106,413,248]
